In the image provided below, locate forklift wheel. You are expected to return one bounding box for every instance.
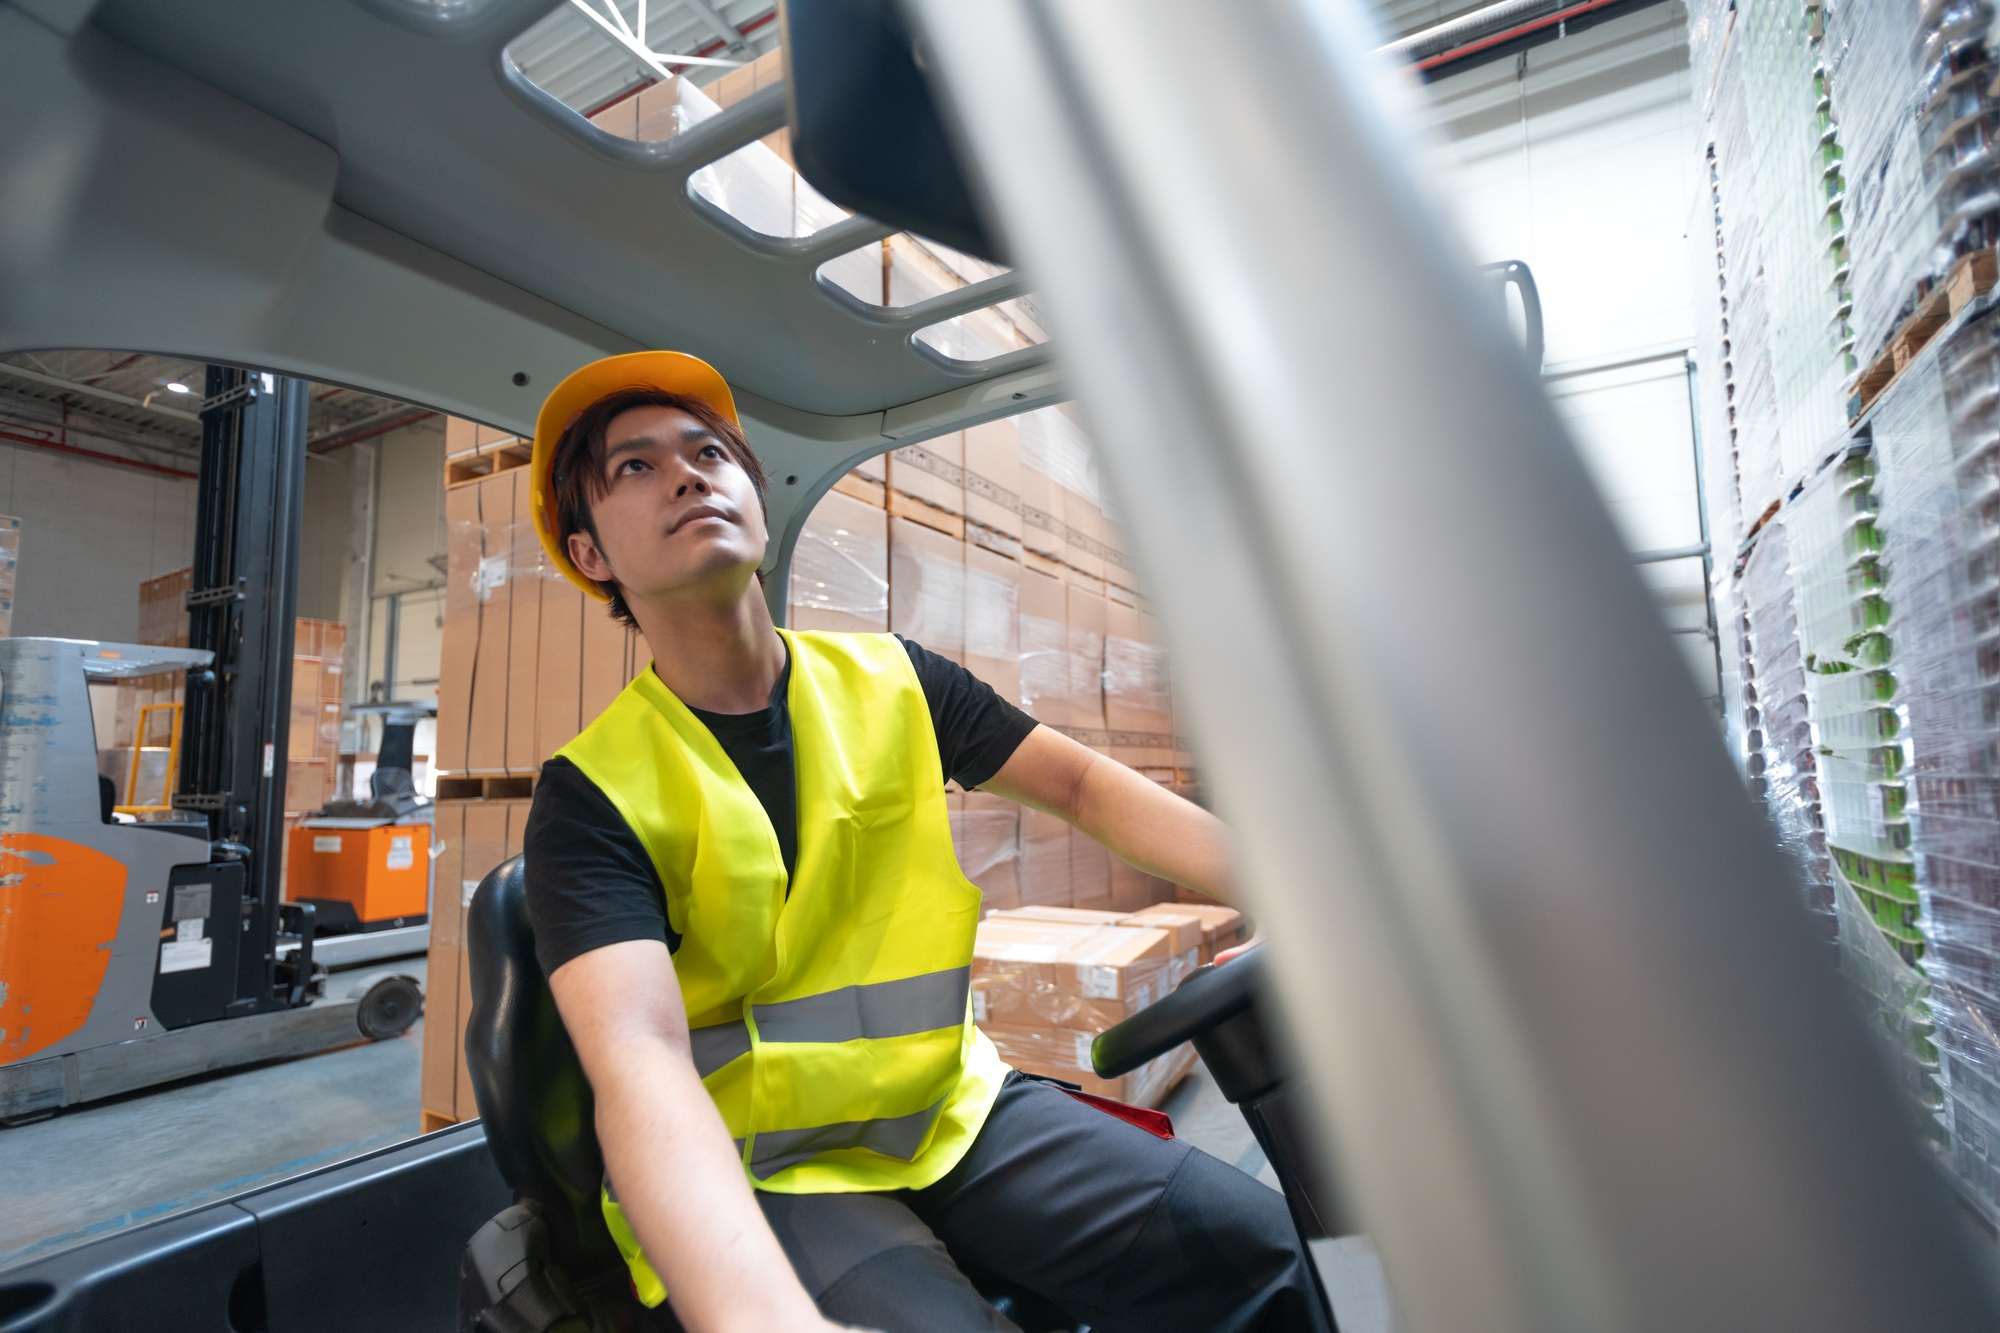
[353,974,424,1040]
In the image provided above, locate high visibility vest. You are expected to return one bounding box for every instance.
[557,629,1009,1306]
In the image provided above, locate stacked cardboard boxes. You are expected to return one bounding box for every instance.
[285,618,348,816]
[420,795,532,1131]
[107,568,194,801]
[424,423,648,1125]
[435,419,641,787]
[106,568,348,816]
[971,906,1235,1106]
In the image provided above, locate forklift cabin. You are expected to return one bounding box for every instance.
[3,0,2000,1331]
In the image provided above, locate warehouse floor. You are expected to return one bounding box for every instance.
[0,997,1395,1328]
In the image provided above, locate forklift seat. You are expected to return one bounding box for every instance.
[459,854,1076,1333]
[462,854,679,1331]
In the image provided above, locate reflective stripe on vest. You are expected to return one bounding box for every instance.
[689,967,970,1078]
[560,631,1010,1308]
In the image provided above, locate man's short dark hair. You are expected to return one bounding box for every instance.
[548,388,768,628]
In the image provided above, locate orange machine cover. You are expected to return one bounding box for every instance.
[0,834,127,1062]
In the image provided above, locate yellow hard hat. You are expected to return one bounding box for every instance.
[529,350,740,600]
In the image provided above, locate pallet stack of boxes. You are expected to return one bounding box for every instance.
[105,568,346,828]
[1694,0,2000,1219]
[423,418,646,1130]
[421,406,1235,1123]
[285,619,349,818]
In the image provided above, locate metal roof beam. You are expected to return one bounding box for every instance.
[0,361,201,424]
[675,0,751,54]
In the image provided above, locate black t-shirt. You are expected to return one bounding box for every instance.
[523,636,1039,977]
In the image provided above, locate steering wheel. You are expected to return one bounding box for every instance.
[1092,947,1267,1084]
[1090,945,1344,1245]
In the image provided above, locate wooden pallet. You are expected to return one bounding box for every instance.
[435,773,537,800]
[1851,248,1998,417]
[445,438,532,488]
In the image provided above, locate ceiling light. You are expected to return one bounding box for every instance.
[165,382,192,394]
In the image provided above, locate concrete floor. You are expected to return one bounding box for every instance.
[0,1001,1395,1329]
[0,961,429,1269]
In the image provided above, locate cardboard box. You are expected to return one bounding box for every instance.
[1119,904,1205,954]
[425,796,534,1123]
[1058,484,1103,581]
[317,702,342,762]
[420,800,469,1120]
[889,516,966,661]
[963,419,1023,541]
[888,434,965,519]
[444,417,479,457]
[1146,899,1247,963]
[789,490,889,633]
[992,906,1127,929]
[465,472,518,774]
[285,758,328,815]
[955,790,1022,911]
[460,801,510,918]
[1117,903,1204,981]
[1067,583,1109,737]
[288,700,320,760]
[979,1022,1195,1107]
[1016,463,1064,563]
[437,479,483,773]
[292,657,321,708]
[851,452,887,485]
[454,945,477,1119]
[969,915,1190,1103]
[431,800,469,949]
[1104,600,1175,769]
[888,488,965,540]
[1071,832,1114,912]
[1102,516,1140,594]
[970,916,1172,1032]
[1017,566,1069,726]
[420,937,461,1122]
[580,596,631,727]
[832,469,887,507]
[537,578,585,764]
[1019,807,1073,907]
[635,77,689,142]
[964,544,1021,708]
[505,481,544,777]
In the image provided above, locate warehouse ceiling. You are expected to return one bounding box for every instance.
[0,352,429,479]
[507,0,780,114]
[0,0,1521,484]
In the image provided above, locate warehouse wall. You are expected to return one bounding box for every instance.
[366,419,447,705]
[0,438,195,642]
[297,447,360,623]
[1419,3,1716,694]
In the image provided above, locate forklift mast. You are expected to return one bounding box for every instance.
[175,366,309,1015]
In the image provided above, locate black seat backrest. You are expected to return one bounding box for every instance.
[463,855,623,1277]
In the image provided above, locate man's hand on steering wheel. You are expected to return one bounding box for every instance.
[1215,931,1263,966]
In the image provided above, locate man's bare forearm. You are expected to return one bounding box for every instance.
[592,1034,823,1332]
[1072,753,1234,901]
[547,941,840,1333]
[985,725,1235,902]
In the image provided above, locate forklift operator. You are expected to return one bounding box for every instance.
[521,351,1327,1333]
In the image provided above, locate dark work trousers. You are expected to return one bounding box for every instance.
[754,1071,1331,1333]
